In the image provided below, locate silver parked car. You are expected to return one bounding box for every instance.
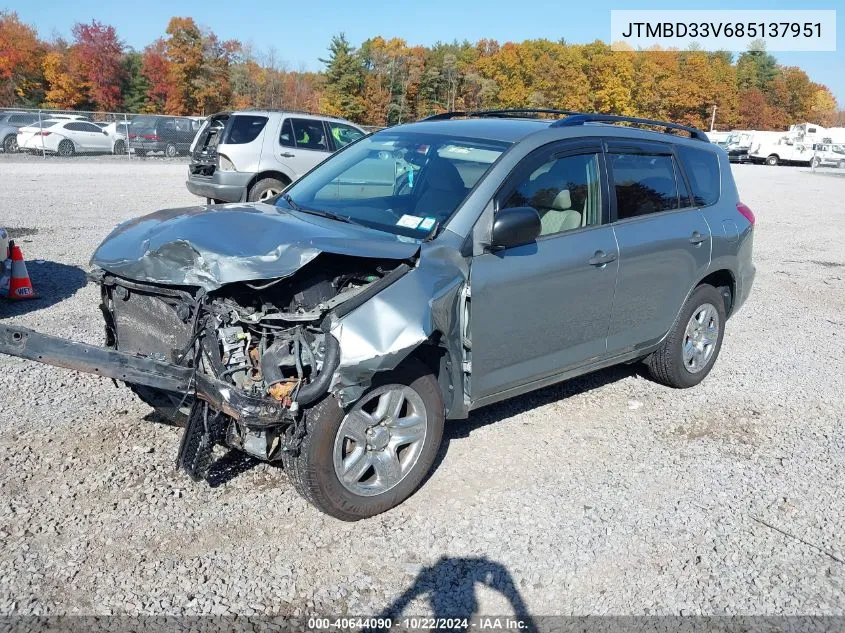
[0,110,755,520]
[186,110,366,203]
[0,111,42,153]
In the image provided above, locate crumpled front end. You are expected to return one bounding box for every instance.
[328,240,470,419]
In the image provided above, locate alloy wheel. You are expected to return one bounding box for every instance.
[258,188,280,201]
[682,303,719,374]
[333,385,428,497]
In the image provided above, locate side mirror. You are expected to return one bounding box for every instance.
[103,130,109,135]
[490,206,541,250]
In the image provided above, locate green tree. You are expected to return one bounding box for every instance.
[121,50,150,111]
[320,33,366,121]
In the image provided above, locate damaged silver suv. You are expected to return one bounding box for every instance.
[0,110,755,520]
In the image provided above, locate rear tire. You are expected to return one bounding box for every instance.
[646,284,726,388]
[2,134,17,153]
[765,155,779,166]
[247,177,287,202]
[838,160,845,169]
[58,139,75,156]
[165,143,177,158]
[281,359,445,520]
[811,157,821,168]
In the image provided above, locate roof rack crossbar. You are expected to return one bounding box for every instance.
[551,113,709,141]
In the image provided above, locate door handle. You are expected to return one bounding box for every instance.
[588,250,617,267]
[280,152,296,158]
[689,231,707,245]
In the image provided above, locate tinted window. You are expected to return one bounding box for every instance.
[609,153,680,219]
[502,152,603,236]
[279,118,295,147]
[290,118,328,151]
[64,122,85,131]
[225,115,268,144]
[79,122,103,132]
[328,121,364,149]
[676,145,720,206]
[9,114,37,124]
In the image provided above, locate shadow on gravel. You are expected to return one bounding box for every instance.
[0,260,87,318]
[205,449,262,488]
[427,363,643,481]
[366,557,536,632]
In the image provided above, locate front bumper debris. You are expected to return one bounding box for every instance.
[0,324,294,428]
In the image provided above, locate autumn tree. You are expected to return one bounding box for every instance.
[71,20,124,110]
[0,11,45,106]
[42,42,87,110]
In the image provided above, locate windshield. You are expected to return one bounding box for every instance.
[276,131,509,238]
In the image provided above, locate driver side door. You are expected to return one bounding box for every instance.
[469,140,619,402]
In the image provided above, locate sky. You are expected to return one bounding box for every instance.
[4,0,843,109]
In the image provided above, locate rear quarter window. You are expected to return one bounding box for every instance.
[224,115,268,145]
[676,145,721,206]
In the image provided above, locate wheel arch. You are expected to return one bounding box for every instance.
[696,268,736,318]
[246,170,293,197]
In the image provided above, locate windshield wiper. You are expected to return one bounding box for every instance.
[295,205,352,224]
[281,193,301,211]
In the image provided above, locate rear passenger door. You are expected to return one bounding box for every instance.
[605,139,711,355]
[275,117,332,178]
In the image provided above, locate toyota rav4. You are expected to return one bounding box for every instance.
[0,110,755,520]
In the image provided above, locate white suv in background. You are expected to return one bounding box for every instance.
[186,110,367,203]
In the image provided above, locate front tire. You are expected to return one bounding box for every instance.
[247,177,287,202]
[765,155,779,166]
[113,140,126,154]
[165,143,178,158]
[646,284,726,388]
[282,359,445,520]
[3,134,17,153]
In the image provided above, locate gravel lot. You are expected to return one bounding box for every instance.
[0,156,843,618]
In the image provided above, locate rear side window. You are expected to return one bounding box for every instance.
[327,121,364,149]
[609,154,681,219]
[676,145,720,206]
[224,115,268,144]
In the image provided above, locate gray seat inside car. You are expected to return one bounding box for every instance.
[538,189,582,235]
[415,158,467,216]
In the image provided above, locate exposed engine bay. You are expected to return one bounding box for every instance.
[96,255,405,466]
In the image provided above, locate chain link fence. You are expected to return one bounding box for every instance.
[0,107,205,160]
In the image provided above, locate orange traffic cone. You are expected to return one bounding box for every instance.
[6,241,37,300]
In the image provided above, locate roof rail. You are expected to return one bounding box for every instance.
[240,107,346,120]
[422,109,580,121]
[551,113,709,141]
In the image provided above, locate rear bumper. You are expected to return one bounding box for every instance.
[0,324,294,428]
[185,170,252,202]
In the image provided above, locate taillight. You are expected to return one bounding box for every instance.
[143,134,159,141]
[737,202,755,226]
[218,154,235,171]
[128,133,137,139]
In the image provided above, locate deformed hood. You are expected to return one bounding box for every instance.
[91,203,419,290]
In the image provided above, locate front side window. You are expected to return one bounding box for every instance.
[328,121,365,149]
[502,152,603,237]
[609,153,681,220]
[277,131,508,239]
